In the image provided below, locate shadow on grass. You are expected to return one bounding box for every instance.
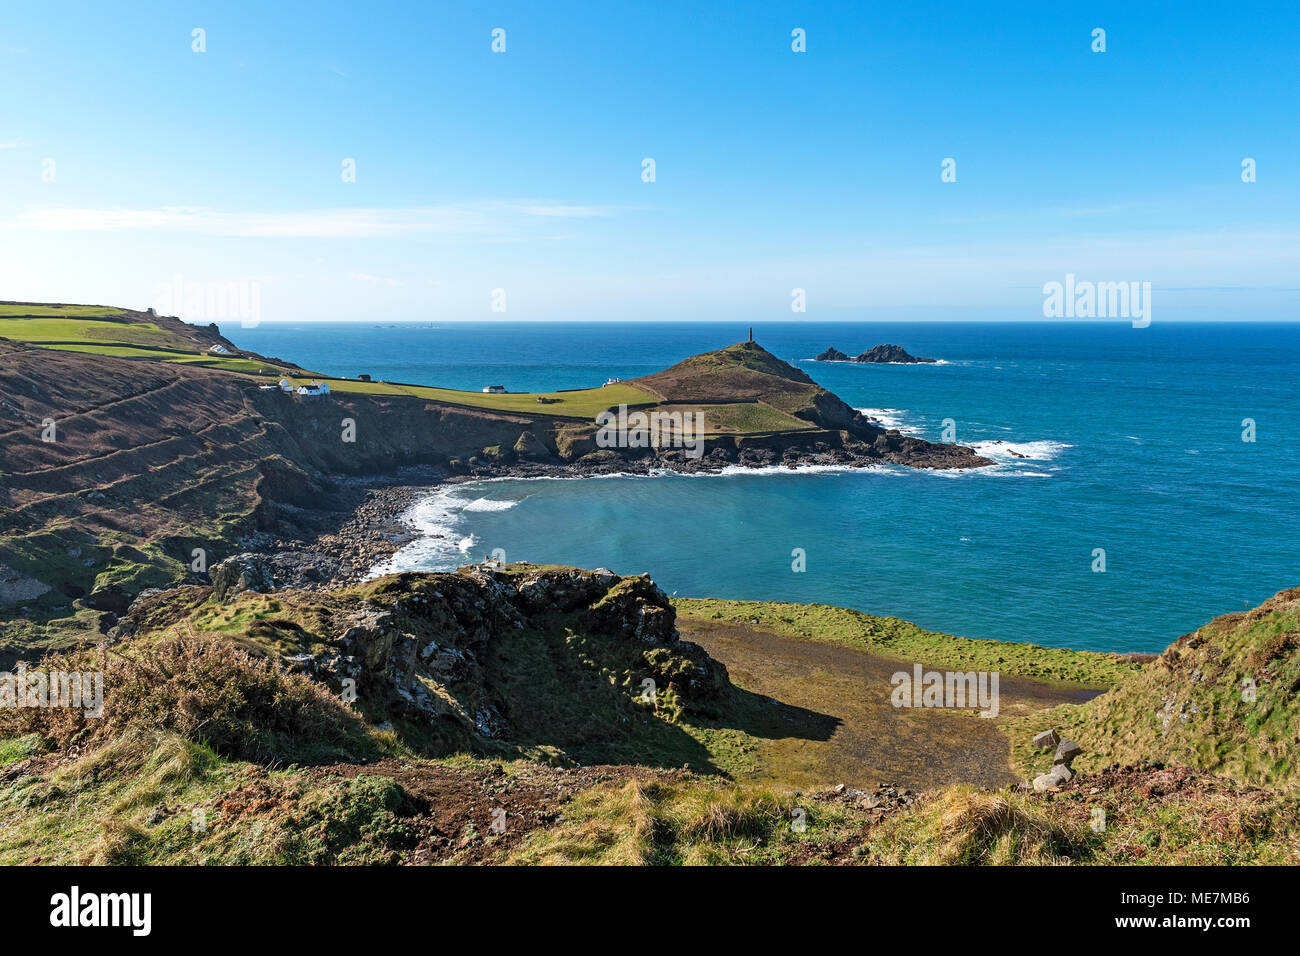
[469,623,840,776]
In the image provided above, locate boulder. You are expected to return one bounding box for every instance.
[209,553,275,602]
[1032,729,1060,751]
[814,347,851,362]
[515,567,617,613]
[1054,739,1083,766]
[584,574,678,644]
[85,583,133,615]
[643,642,728,702]
[1032,764,1074,792]
[512,430,551,461]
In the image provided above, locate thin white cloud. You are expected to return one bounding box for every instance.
[347,271,400,286]
[11,201,617,238]
[520,203,615,218]
[0,140,29,150]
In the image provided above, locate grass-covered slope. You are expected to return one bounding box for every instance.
[632,341,850,425]
[505,765,1300,865]
[1012,587,1300,789]
[0,565,732,864]
[6,574,1299,865]
[0,302,291,375]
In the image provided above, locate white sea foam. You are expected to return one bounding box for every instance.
[929,466,1052,479]
[916,437,1071,480]
[705,463,898,478]
[367,487,511,577]
[461,496,519,512]
[970,439,1073,462]
[856,407,924,435]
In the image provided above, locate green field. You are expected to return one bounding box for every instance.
[0,311,658,416]
[667,402,816,435]
[0,304,123,317]
[41,343,286,375]
[0,316,217,354]
[277,375,657,418]
[0,316,151,342]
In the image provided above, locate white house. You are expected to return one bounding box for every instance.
[208,344,232,355]
[279,379,294,392]
[482,385,506,394]
[296,382,331,400]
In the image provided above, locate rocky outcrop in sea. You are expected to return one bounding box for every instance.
[814,344,937,364]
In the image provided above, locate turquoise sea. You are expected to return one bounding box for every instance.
[228,321,1300,655]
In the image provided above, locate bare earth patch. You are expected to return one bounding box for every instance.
[679,616,1102,790]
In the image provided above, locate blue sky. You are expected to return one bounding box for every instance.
[1,0,1297,321]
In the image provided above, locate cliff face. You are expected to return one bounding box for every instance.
[0,341,567,645]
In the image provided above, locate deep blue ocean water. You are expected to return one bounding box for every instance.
[228,321,1300,655]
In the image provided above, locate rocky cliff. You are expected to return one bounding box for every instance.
[75,563,730,764]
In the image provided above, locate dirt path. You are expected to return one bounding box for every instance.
[314,758,689,864]
[679,617,1102,790]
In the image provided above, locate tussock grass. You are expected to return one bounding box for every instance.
[0,731,412,865]
[930,788,1087,864]
[0,637,373,765]
[509,777,798,865]
[858,778,1300,866]
[861,786,1093,865]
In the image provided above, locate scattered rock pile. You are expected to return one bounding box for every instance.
[822,783,919,823]
[1030,729,1084,791]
